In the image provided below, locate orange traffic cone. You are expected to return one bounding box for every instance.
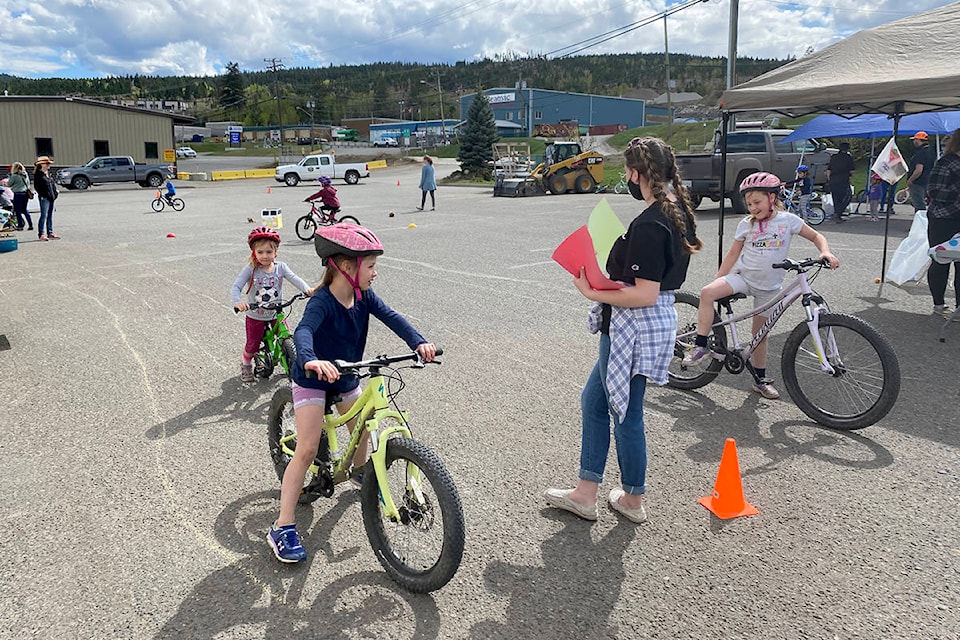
[698,438,758,519]
[397,180,401,187]
[155,190,161,198]
[267,187,272,194]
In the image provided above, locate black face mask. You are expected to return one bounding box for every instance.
[628,179,644,201]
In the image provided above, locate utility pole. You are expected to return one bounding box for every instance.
[663,13,673,139]
[265,57,284,147]
[726,0,739,131]
[435,69,446,143]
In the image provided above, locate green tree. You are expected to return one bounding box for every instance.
[457,92,498,176]
[218,61,245,114]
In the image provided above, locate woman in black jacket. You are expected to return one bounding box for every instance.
[33,156,60,240]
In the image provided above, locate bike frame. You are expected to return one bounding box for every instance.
[277,368,418,521]
[309,202,338,225]
[262,311,294,375]
[678,267,838,376]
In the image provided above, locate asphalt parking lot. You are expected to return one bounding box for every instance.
[1,163,958,639]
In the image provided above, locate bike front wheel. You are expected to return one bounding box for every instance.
[151,198,164,212]
[613,181,626,195]
[171,198,185,211]
[781,313,901,430]
[668,290,726,390]
[361,437,465,593]
[805,205,826,226]
[295,215,318,241]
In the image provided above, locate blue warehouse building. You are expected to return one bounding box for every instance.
[459,87,669,137]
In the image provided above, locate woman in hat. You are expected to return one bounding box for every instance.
[33,156,60,241]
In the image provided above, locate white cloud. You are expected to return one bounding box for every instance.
[0,0,954,78]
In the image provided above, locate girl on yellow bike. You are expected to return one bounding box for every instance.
[268,222,436,564]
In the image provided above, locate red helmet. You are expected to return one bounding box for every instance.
[739,171,782,194]
[314,222,383,263]
[248,225,281,247]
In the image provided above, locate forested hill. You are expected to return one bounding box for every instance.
[0,53,789,125]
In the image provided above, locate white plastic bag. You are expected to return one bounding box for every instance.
[822,193,833,217]
[886,210,930,286]
[872,137,910,184]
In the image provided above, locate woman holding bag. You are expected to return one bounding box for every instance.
[926,129,960,318]
[5,162,33,231]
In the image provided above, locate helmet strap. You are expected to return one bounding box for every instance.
[330,256,364,301]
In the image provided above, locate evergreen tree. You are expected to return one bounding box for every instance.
[218,62,245,115]
[457,93,498,176]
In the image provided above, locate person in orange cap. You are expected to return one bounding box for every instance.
[906,131,935,212]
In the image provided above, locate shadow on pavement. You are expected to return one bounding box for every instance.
[469,511,634,639]
[145,377,274,440]
[157,490,441,639]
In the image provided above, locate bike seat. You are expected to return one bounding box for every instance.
[716,293,747,306]
[324,393,344,415]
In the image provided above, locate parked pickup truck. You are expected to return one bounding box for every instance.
[676,129,834,211]
[56,156,175,190]
[275,154,370,187]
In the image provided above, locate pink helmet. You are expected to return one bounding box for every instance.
[314,222,383,263]
[248,225,281,247]
[739,171,782,194]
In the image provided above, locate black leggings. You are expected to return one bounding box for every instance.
[927,216,960,307]
[830,181,852,218]
[420,190,435,208]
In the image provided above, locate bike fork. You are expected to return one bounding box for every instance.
[802,305,838,375]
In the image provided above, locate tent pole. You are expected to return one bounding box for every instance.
[880,109,903,284]
[718,112,730,269]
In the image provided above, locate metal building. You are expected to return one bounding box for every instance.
[0,96,191,168]
[459,88,670,137]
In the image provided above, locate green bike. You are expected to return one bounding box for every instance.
[235,293,306,380]
[267,349,465,593]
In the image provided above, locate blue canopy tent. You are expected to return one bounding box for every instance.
[779,112,960,143]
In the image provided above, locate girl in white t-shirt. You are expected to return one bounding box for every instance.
[683,172,839,399]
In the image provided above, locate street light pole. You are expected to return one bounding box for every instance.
[663,12,672,139]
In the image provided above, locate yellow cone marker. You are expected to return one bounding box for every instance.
[408,223,417,229]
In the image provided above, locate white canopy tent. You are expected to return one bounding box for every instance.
[715,1,960,279]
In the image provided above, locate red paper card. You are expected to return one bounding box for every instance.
[551,225,624,290]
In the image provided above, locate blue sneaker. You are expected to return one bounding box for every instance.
[267,524,307,563]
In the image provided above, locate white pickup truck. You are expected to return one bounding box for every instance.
[275,154,370,187]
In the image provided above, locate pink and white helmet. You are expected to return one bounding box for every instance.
[314,222,383,264]
[739,171,782,194]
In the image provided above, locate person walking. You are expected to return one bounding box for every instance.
[906,131,935,212]
[544,137,703,524]
[32,156,60,241]
[826,141,855,223]
[416,156,436,211]
[925,129,960,318]
[5,162,33,231]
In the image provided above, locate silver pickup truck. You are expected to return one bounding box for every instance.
[56,156,175,190]
[677,129,834,211]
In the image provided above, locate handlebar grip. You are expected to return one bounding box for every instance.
[434,347,444,357]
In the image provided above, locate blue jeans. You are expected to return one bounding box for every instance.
[909,183,927,211]
[38,198,54,236]
[579,333,648,495]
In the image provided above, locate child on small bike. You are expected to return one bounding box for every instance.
[163,180,177,205]
[304,175,340,214]
[682,171,840,399]
[231,226,315,383]
[267,222,435,564]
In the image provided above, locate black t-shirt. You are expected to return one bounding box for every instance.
[600,201,695,332]
[909,144,935,186]
[827,151,855,184]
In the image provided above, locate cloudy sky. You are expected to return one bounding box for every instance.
[1,0,954,79]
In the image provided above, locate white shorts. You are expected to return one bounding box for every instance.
[722,273,781,317]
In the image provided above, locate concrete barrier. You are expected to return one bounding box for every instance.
[366,160,388,170]
[244,169,276,179]
[210,170,247,181]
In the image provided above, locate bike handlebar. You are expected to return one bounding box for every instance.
[233,292,307,314]
[304,348,444,378]
[772,258,829,272]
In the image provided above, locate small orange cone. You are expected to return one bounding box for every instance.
[397,180,401,187]
[267,187,272,194]
[166,233,176,238]
[155,190,161,198]
[698,438,758,519]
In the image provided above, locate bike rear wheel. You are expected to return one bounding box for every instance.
[781,313,900,430]
[295,215,318,241]
[151,198,164,212]
[254,345,274,379]
[361,437,465,593]
[668,290,726,390]
[336,215,360,225]
[805,205,826,226]
[280,337,296,379]
[171,198,185,211]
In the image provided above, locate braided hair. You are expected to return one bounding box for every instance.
[623,137,703,254]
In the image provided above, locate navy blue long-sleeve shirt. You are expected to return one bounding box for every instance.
[292,287,426,392]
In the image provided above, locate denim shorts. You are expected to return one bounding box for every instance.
[722,273,781,317]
